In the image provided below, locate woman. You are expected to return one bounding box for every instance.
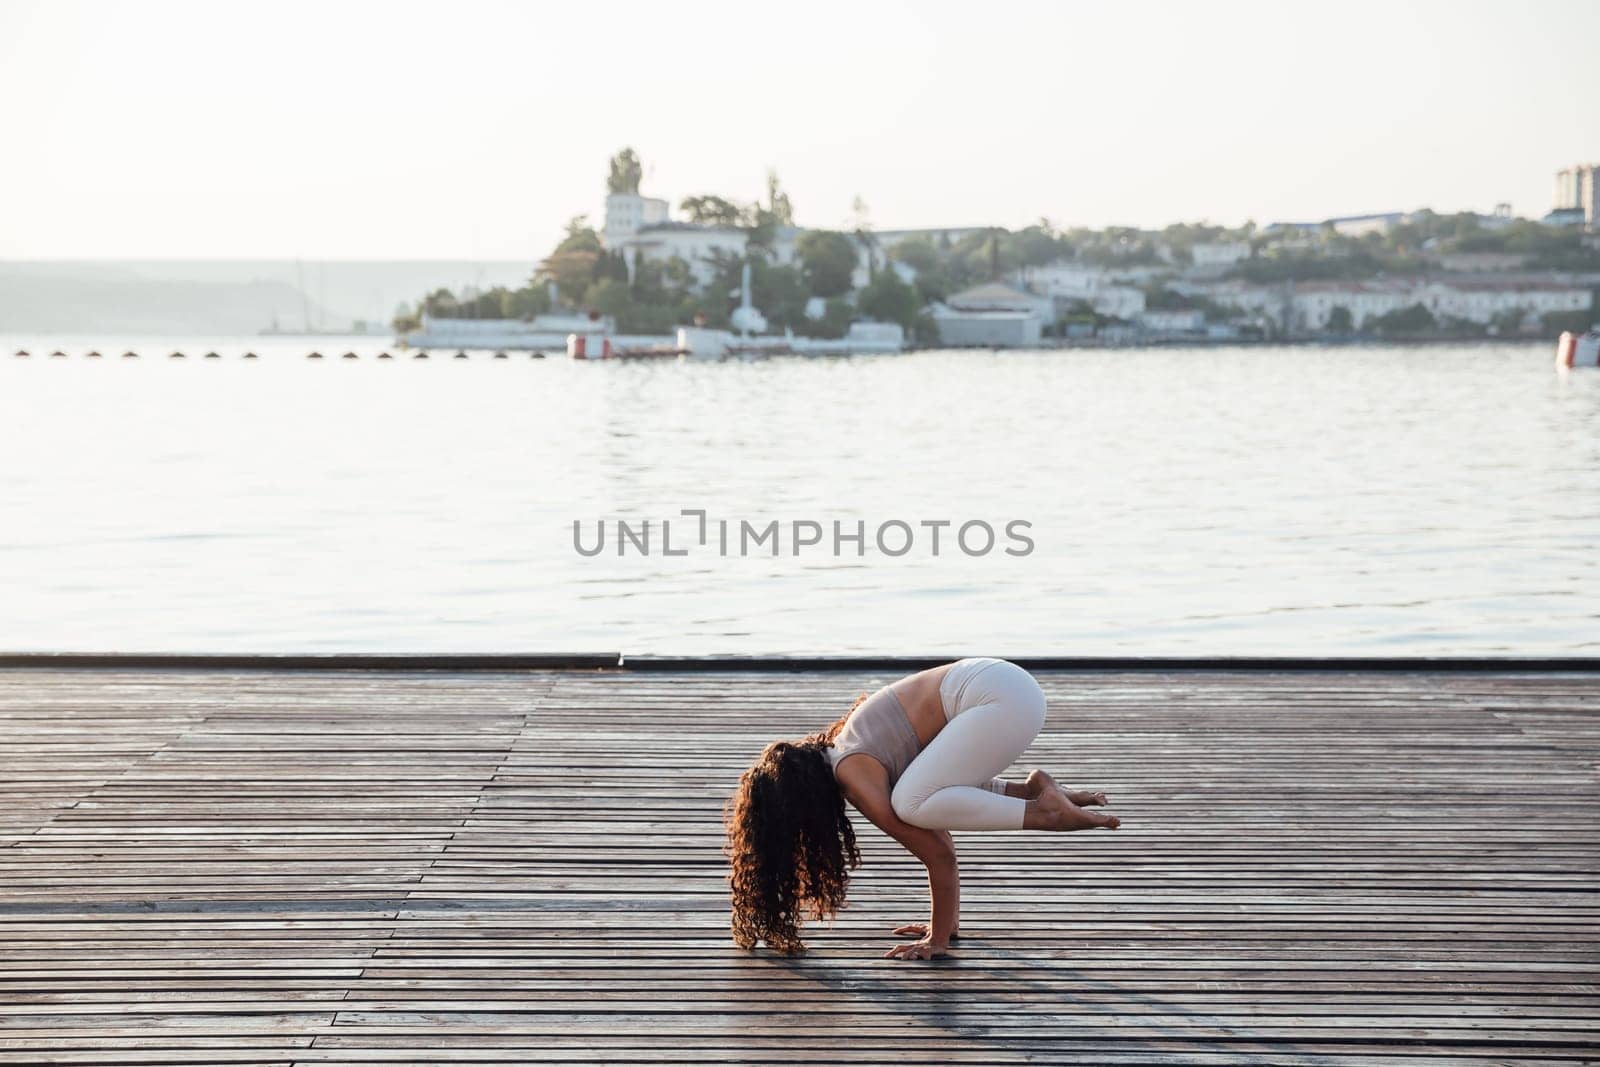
[724,657,1118,961]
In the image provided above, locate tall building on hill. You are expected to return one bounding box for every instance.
[601,182,797,286]
[1553,164,1599,229]
[602,190,671,247]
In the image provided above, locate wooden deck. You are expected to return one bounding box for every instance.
[1,667,1596,1065]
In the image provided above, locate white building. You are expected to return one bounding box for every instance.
[1554,164,1599,229]
[1265,212,1410,239]
[1329,213,1407,237]
[844,256,920,292]
[618,222,750,286]
[604,184,818,286]
[1186,241,1251,276]
[771,227,804,270]
[875,227,991,251]
[1419,280,1590,325]
[1017,263,1104,298]
[1138,308,1205,334]
[1240,278,1592,333]
[1015,263,1147,320]
[1087,286,1147,320]
[932,282,1053,347]
[1429,252,1529,273]
[1287,282,1414,331]
[602,191,671,247]
[929,306,1041,347]
[947,282,1055,319]
[603,187,750,286]
[1172,280,1287,325]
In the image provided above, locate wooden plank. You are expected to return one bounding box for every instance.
[0,667,1595,1064]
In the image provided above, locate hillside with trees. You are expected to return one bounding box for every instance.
[396,149,1599,344]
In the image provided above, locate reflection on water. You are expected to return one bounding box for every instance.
[1,336,1596,655]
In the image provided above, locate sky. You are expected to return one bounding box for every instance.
[1,0,1597,261]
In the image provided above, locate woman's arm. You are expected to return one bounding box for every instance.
[839,777,959,959]
[892,828,960,940]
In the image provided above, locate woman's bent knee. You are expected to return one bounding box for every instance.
[891,786,930,827]
[1004,668,1047,731]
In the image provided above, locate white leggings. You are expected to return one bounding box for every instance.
[890,658,1046,831]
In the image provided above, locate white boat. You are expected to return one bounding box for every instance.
[405,312,632,352]
[676,321,905,360]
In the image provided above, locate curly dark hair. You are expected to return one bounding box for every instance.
[723,697,866,954]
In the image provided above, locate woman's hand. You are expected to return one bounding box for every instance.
[891,922,959,940]
[884,935,949,961]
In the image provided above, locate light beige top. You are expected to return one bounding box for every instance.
[826,685,921,787]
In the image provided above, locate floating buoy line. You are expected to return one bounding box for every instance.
[7,351,556,369]
[9,348,549,360]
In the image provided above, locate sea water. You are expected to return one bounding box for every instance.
[0,337,1595,655]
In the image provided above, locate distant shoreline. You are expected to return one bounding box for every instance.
[0,332,1555,357]
[910,333,1553,353]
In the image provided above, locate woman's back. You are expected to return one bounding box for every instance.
[826,686,922,786]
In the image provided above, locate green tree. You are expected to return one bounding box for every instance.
[797,230,858,298]
[891,236,940,274]
[742,203,779,253]
[538,217,605,304]
[461,288,508,318]
[888,236,957,304]
[580,278,633,322]
[607,148,642,195]
[1489,308,1525,336]
[594,249,630,284]
[1326,305,1354,333]
[392,303,421,333]
[1007,223,1070,269]
[849,195,878,282]
[705,253,784,327]
[797,296,855,339]
[555,216,601,254]
[947,227,1016,281]
[1544,307,1596,336]
[1144,287,1194,311]
[751,261,810,330]
[678,195,744,227]
[419,288,453,317]
[503,285,551,321]
[765,169,794,226]
[539,250,599,305]
[691,248,753,327]
[630,255,695,308]
[1231,249,1402,284]
[857,266,919,331]
[1371,303,1437,336]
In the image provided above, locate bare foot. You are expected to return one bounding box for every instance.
[1028,787,1120,831]
[1025,769,1108,807]
[1024,768,1059,799]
